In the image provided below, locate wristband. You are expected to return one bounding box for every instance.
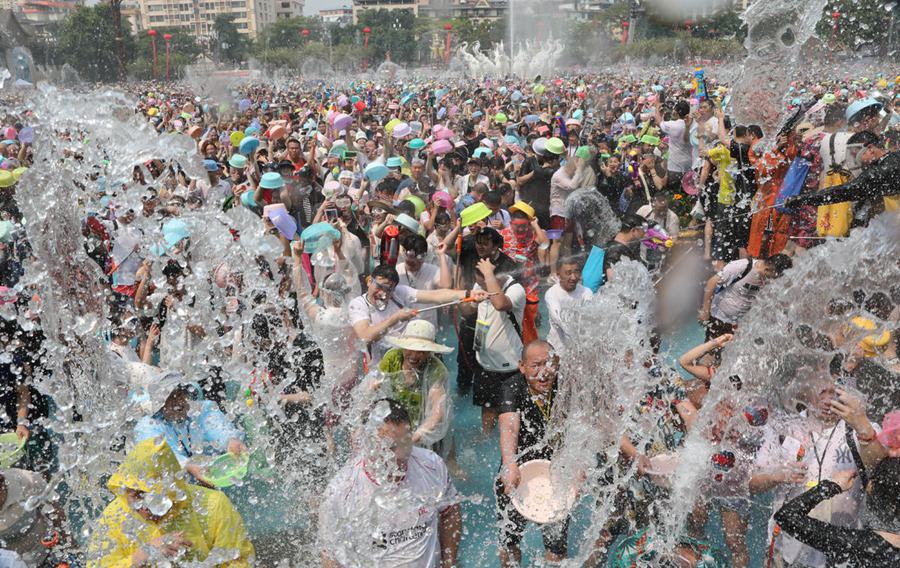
[857,429,877,445]
[465,289,470,299]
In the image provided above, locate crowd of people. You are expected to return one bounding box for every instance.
[0,67,898,567]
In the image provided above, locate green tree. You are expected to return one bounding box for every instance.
[214,14,250,64]
[356,9,417,64]
[815,0,895,54]
[57,4,136,82]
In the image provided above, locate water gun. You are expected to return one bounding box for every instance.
[707,144,735,206]
[642,225,673,250]
[693,68,708,102]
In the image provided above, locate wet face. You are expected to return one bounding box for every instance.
[377,420,413,470]
[467,163,480,177]
[558,262,582,293]
[519,343,559,396]
[402,348,430,370]
[474,235,498,260]
[161,388,190,422]
[815,386,838,421]
[368,276,396,305]
[287,141,302,161]
[404,249,425,273]
[411,162,424,178]
[608,156,620,171]
[124,488,166,523]
[511,219,530,239]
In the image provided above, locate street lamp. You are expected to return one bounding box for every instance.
[363,26,371,71]
[147,29,157,78]
[830,11,841,62]
[443,23,453,65]
[163,33,172,82]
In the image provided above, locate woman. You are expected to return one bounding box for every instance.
[774,462,900,567]
[678,333,733,409]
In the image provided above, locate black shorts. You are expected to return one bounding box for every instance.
[704,316,735,341]
[495,476,569,556]
[473,367,518,408]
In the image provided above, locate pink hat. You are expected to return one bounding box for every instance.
[877,410,900,450]
[431,139,453,155]
[431,190,453,209]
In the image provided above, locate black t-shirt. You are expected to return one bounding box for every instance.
[602,239,640,274]
[518,157,554,221]
[457,235,517,290]
[498,374,556,464]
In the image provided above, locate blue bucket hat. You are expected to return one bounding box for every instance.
[228,154,248,169]
[259,172,284,189]
[239,136,260,156]
[203,159,220,172]
[386,156,403,169]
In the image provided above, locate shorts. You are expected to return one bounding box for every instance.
[704,316,735,342]
[473,367,518,408]
[495,475,569,556]
[548,215,573,238]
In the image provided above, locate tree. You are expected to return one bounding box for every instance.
[256,16,324,51]
[356,9,417,64]
[214,14,249,64]
[815,0,896,55]
[132,27,200,79]
[57,4,136,82]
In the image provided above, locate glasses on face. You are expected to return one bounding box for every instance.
[372,208,385,215]
[373,281,396,294]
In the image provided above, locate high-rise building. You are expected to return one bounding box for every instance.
[6,0,80,35]
[351,0,419,25]
[419,0,507,21]
[320,6,352,25]
[137,0,302,40]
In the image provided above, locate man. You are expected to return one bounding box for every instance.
[349,264,487,365]
[602,213,647,282]
[656,99,693,192]
[747,129,797,258]
[636,193,679,238]
[497,341,568,567]
[473,256,526,435]
[753,378,867,568]
[699,254,793,340]
[788,131,900,213]
[378,322,453,447]
[516,149,558,229]
[133,373,248,485]
[285,137,307,170]
[318,399,461,568]
[545,257,593,355]
[500,203,547,345]
[88,438,255,566]
[202,159,231,204]
[396,235,451,329]
[597,155,631,214]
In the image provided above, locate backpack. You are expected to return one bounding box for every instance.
[816,134,853,237]
[713,259,754,297]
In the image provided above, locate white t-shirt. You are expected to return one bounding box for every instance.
[318,446,458,568]
[544,283,593,354]
[819,132,860,179]
[397,262,442,327]
[453,174,489,199]
[348,285,419,364]
[660,119,692,173]
[754,418,865,568]
[474,277,526,372]
[110,225,143,287]
[710,259,764,325]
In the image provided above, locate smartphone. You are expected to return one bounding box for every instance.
[325,208,339,222]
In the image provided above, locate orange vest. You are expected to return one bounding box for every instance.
[747,142,797,258]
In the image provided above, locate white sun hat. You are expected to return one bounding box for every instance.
[510,459,576,524]
[386,320,454,354]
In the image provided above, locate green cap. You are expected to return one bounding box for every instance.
[575,145,594,160]
[545,137,565,155]
[460,202,492,227]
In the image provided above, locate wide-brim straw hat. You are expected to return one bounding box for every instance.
[386,320,453,354]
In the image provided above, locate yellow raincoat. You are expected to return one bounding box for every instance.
[87,438,255,567]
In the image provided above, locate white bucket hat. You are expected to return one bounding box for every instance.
[510,459,576,524]
[386,320,453,354]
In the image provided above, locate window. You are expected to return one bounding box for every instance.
[149,15,165,22]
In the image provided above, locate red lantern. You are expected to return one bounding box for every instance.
[147,30,157,78]
[621,21,630,45]
[302,28,310,38]
[362,27,372,71]
[830,11,841,62]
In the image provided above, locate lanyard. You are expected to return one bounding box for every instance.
[810,423,840,483]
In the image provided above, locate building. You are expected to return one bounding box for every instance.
[419,0,506,21]
[320,6,352,25]
[351,0,418,25]
[8,0,80,35]
[0,9,37,82]
[274,0,303,19]
[137,0,303,40]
